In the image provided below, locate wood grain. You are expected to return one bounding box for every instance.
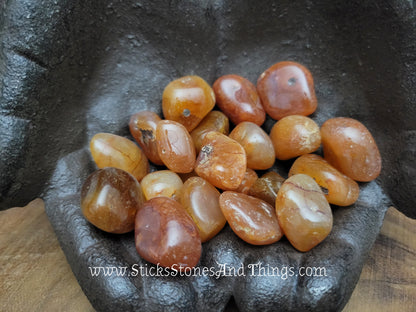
[0,199,414,311]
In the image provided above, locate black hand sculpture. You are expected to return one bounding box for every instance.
[1,1,415,311]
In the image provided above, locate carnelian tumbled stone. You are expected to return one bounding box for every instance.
[81,167,145,234]
[276,174,333,252]
[229,121,275,170]
[90,133,149,181]
[213,74,266,126]
[269,115,321,160]
[156,120,196,173]
[219,192,283,245]
[195,131,246,190]
[180,177,226,242]
[190,110,230,153]
[321,117,382,182]
[129,111,164,165]
[257,61,317,120]
[162,75,216,132]
[141,170,183,201]
[289,154,360,206]
[248,171,285,206]
[135,197,201,270]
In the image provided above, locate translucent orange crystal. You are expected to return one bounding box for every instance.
[194,131,246,190]
[321,117,382,182]
[156,120,196,173]
[289,154,360,206]
[135,197,201,270]
[90,132,149,181]
[276,174,333,252]
[213,74,266,126]
[257,61,317,120]
[269,115,321,160]
[229,121,275,170]
[81,167,145,234]
[162,75,215,132]
[220,191,283,245]
[180,177,226,242]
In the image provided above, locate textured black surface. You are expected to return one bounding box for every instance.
[1,0,415,311]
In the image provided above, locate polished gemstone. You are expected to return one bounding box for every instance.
[321,117,382,182]
[81,167,144,234]
[135,197,201,270]
[90,132,149,181]
[276,174,333,252]
[229,121,275,170]
[156,120,196,173]
[213,74,266,126]
[194,131,246,190]
[219,191,283,245]
[180,177,226,242]
[162,75,215,132]
[269,115,321,160]
[129,111,164,165]
[141,170,183,201]
[190,110,229,153]
[257,61,317,120]
[289,154,360,206]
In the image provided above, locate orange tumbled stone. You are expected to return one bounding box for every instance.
[219,192,283,245]
[321,117,382,182]
[248,171,285,206]
[289,154,360,206]
[229,121,275,170]
[90,133,149,181]
[276,174,333,252]
[269,115,321,160]
[190,110,230,153]
[162,75,216,132]
[135,197,201,270]
[195,132,246,190]
[141,170,183,201]
[180,177,226,242]
[129,111,164,165]
[156,120,196,173]
[257,61,317,120]
[213,74,266,126]
[81,167,145,234]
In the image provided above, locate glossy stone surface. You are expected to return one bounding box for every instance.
[321,117,382,182]
[129,111,164,165]
[257,61,317,120]
[276,174,333,252]
[248,171,285,205]
[195,131,246,190]
[219,191,283,245]
[140,170,183,201]
[135,197,201,270]
[162,75,216,132]
[156,120,196,173]
[190,110,229,153]
[229,121,275,170]
[90,133,149,181]
[80,167,144,234]
[213,74,266,126]
[289,154,360,206]
[180,177,226,242]
[270,115,321,160]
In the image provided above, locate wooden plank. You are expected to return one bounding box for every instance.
[0,199,414,311]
